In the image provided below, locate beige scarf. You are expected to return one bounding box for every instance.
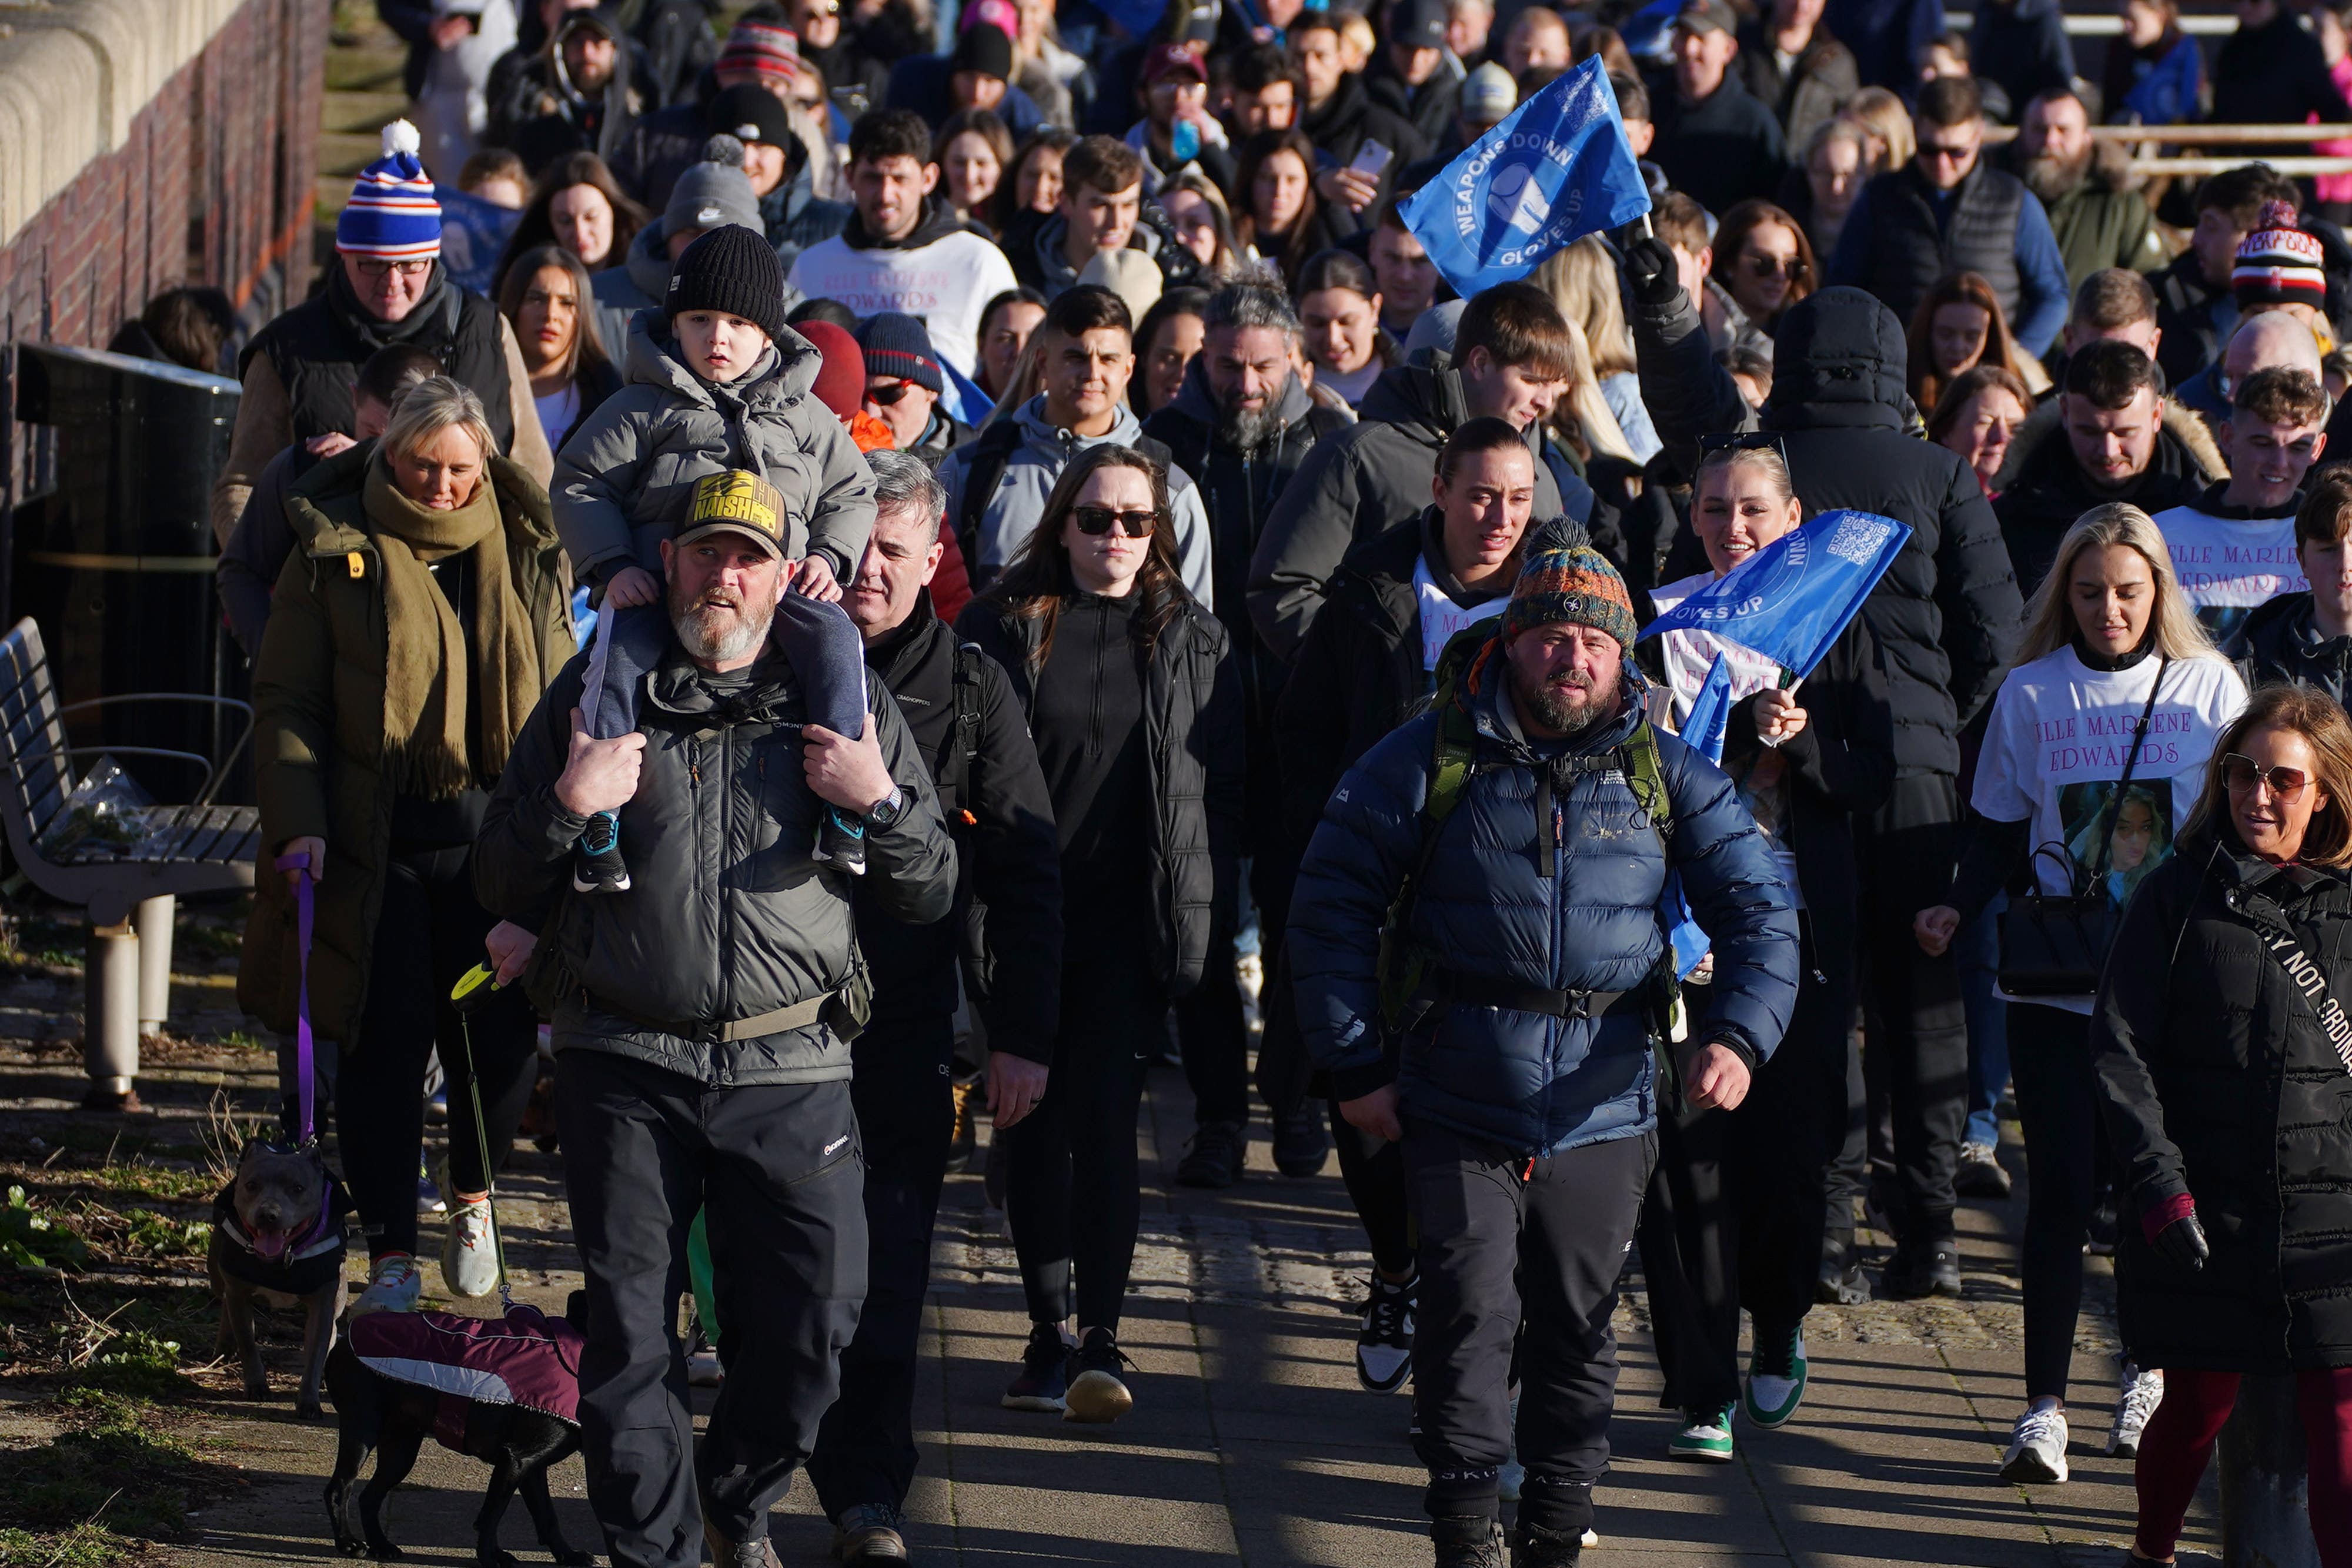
[365,456,541,799]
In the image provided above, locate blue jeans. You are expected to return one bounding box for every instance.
[584,595,867,742]
[1959,892,2009,1149]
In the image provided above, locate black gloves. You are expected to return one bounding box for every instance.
[1622,234,1682,309]
[2151,1209,2210,1273]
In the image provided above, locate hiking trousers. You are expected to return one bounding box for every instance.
[1407,1119,1655,1539]
[555,1049,866,1568]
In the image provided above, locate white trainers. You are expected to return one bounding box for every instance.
[1999,1403,2070,1484]
[440,1194,500,1299]
[352,1252,423,1316]
[2107,1365,2164,1457]
[1497,1389,1524,1501]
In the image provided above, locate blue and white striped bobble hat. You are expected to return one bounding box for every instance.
[336,120,442,260]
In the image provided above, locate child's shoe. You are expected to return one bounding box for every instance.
[812,807,867,875]
[573,810,630,892]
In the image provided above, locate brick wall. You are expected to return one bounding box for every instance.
[0,0,329,561]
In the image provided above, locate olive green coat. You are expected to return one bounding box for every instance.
[236,442,575,1051]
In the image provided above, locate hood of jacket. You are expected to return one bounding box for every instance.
[1013,392,1146,459]
[1761,286,1908,432]
[1357,362,1468,449]
[620,310,824,409]
[1301,73,1377,143]
[1167,357,1317,442]
[623,218,673,302]
[843,194,965,252]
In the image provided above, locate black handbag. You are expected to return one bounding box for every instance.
[1995,657,2169,998]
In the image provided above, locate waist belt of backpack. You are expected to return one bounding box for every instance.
[1418,967,1637,1020]
[589,989,836,1043]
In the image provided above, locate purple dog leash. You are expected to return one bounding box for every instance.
[273,850,318,1145]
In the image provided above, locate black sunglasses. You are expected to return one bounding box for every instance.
[867,379,915,406]
[1073,505,1157,537]
[1698,430,1792,466]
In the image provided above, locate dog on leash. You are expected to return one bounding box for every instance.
[208,1137,350,1416]
[326,1300,596,1568]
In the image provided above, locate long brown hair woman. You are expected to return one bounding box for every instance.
[1234,128,1337,288]
[239,376,574,1319]
[1907,271,2044,416]
[954,443,1242,1425]
[493,151,649,292]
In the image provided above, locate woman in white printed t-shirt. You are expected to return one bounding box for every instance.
[1637,437,1895,1452]
[1915,503,2246,1488]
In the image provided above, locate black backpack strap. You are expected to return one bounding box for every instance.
[1134,433,1174,470]
[954,420,1027,586]
[938,639,986,821]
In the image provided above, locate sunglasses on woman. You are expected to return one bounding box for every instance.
[2223,753,2314,802]
[1073,505,1157,537]
[1743,252,1806,280]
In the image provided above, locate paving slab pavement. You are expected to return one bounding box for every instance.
[124,1043,2219,1568]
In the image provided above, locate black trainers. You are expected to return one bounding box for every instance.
[1355,1271,1415,1393]
[1062,1326,1136,1423]
[1273,1101,1331,1178]
[1879,1240,1963,1299]
[1001,1322,1069,1412]
[1176,1118,1246,1188]
[1816,1229,1867,1306]
[573,810,630,892]
[1511,1523,1584,1567]
[813,807,868,875]
[1432,1516,1505,1568]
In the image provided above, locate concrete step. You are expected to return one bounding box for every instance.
[323,44,404,94]
[316,129,388,180]
[320,90,406,136]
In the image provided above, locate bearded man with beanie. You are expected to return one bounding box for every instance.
[1289,522,1798,1567]
[215,121,552,547]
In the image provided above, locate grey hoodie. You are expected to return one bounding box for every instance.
[553,312,876,584]
[937,393,1216,609]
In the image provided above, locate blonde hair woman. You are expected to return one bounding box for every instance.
[1841,87,1916,176]
[2096,681,2352,1567]
[1916,503,2246,1485]
[1534,236,1660,462]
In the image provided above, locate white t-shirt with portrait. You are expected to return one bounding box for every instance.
[1971,645,2247,1012]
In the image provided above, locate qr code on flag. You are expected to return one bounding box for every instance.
[1824,514,1892,566]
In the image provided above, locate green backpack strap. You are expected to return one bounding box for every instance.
[1375,630,1492,1029]
[1618,718,1673,853]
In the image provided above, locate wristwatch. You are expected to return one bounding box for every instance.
[864,785,905,830]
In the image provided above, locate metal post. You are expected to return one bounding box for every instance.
[2220,1373,2321,1567]
[133,894,173,1037]
[83,921,141,1111]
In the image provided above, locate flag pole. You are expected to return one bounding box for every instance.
[1640,213,1655,240]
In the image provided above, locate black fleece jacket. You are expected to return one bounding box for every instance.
[857,599,1063,1058]
[1994,433,2204,600]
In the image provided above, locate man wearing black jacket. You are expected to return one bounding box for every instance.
[1625,257,2024,1300]
[807,451,1060,1566]
[1143,281,1354,1186]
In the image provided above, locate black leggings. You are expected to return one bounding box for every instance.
[1332,1099,1415,1276]
[1002,910,1163,1331]
[2009,1001,2098,1404]
[336,842,539,1260]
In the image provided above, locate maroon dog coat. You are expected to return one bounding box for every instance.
[347,1303,584,1452]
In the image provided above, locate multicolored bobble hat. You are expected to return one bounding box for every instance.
[2233,199,2326,312]
[1502,516,1639,647]
[337,120,442,260]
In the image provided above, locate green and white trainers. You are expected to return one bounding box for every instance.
[1743,1327,1809,1429]
[1668,1402,1736,1462]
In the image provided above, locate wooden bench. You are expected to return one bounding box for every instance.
[0,617,258,1109]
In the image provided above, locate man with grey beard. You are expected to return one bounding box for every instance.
[2009,85,2163,296]
[475,492,956,1568]
[1144,278,1355,1187]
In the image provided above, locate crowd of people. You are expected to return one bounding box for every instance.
[160,0,2352,1562]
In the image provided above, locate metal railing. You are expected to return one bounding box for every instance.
[1979,120,2352,175]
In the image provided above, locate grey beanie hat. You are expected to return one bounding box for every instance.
[1404,299,1466,365]
[663,135,763,240]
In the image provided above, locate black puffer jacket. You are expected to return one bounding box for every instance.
[2093,830,2352,1372]
[475,640,957,1086]
[1632,284,2024,777]
[958,591,1244,997]
[858,600,1062,1059]
[2237,591,2352,700]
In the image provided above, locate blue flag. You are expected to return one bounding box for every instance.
[1663,654,1732,979]
[941,356,995,429]
[1398,56,1652,300]
[1638,509,1912,677]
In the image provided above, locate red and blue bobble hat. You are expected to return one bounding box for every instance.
[2234,199,2327,312]
[337,119,442,262]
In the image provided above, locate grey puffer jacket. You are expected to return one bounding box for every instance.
[553,313,876,585]
[958,592,1244,996]
[474,638,957,1088]
[937,394,1215,607]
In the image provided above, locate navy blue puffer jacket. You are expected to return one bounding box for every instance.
[1288,647,1800,1157]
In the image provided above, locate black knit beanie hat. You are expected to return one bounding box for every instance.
[664,224,788,345]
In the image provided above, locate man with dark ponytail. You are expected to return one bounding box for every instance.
[1288,517,1799,1567]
